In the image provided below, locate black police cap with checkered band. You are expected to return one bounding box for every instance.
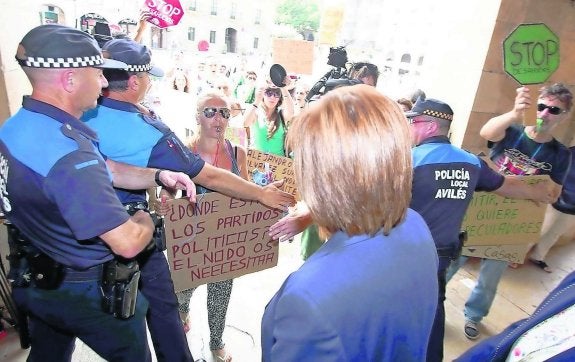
[405,97,454,121]
[15,24,127,70]
[102,39,164,77]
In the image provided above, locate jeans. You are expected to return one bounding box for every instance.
[12,275,151,362]
[426,258,450,362]
[446,256,508,323]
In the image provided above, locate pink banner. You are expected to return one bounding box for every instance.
[142,0,184,29]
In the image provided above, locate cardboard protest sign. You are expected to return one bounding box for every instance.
[164,193,283,291]
[246,149,298,197]
[461,244,531,265]
[225,127,247,147]
[461,175,549,263]
[272,38,314,75]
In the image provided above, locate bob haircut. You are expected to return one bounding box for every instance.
[287,84,413,238]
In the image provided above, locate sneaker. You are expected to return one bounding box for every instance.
[464,320,480,340]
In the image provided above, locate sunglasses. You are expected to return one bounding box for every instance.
[264,89,281,98]
[202,107,231,119]
[537,103,564,115]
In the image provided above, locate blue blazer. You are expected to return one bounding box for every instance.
[261,209,439,361]
[455,271,575,361]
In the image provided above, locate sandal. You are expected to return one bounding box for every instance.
[212,348,232,362]
[529,258,552,273]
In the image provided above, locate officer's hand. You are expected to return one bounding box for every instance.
[530,181,560,205]
[158,170,197,202]
[259,179,295,211]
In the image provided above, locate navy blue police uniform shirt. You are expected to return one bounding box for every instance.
[0,97,130,269]
[82,97,205,204]
[410,136,505,251]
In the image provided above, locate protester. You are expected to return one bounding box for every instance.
[409,88,427,104]
[396,97,413,111]
[226,98,248,147]
[406,97,557,361]
[159,69,197,140]
[234,70,257,104]
[243,79,294,156]
[174,91,248,362]
[82,38,295,361]
[447,83,572,340]
[348,62,380,86]
[0,24,195,361]
[293,83,310,116]
[261,84,439,361]
[215,77,233,97]
[455,270,575,361]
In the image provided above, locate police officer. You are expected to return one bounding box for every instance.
[82,38,295,361]
[0,24,196,361]
[406,98,556,362]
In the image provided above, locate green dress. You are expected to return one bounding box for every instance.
[300,224,323,260]
[251,109,286,156]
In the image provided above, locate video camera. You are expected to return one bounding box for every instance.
[305,46,362,102]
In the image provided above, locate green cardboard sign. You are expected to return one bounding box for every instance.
[503,23,559,84]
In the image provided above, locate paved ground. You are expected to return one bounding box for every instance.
[1,237,574,361]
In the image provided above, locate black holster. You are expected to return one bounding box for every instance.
[100,259,140,319]
[6,224,63,290]
[151,213,166,252]
[124,201,166,252]
[437,231,467,261]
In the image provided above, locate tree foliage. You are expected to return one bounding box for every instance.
[275,0,320,33]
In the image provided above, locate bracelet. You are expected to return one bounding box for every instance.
[154,169,166,187]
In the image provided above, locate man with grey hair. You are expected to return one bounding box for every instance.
[447,83,572,341]
[0,24,196,361]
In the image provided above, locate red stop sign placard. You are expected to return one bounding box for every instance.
[143,0,184,29]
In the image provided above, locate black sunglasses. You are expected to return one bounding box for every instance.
[264,89,281,98]
[203,107,231,119]
[537,103,564,115]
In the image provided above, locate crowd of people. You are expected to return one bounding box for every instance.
[0,20,574,362]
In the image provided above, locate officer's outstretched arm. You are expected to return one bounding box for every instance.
[494,176,560,205]
[99,210,154,258]
[106,159,196,200]
[193,163,295,211]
